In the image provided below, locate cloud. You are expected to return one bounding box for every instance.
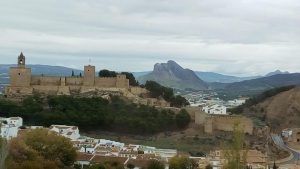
[0,0,299,76]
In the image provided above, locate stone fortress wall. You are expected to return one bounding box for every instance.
[5,53,130,97]
[5,53,170,108]
[194,107,254,134]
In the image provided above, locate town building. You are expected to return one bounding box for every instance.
[202,104,227,115]
[49,125,80,140]
[0,117,23,140]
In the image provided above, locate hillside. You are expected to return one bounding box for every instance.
[255,87,300,130]
[232,86,300,131]
[138,61,208,90]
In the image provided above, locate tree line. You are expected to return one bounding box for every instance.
[144,81,190,108]
[0,95,191,134]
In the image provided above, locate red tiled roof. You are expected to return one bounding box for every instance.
[76,153,94,161]
[91,156,128,164]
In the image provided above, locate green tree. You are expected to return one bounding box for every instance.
[6,128,77,169]
[145,80,189,108]
[175,109,191,129]
[223,123,247,169]
[98,69,117,77]
[88,164,106,169]
[147,160,165,169]
[127,163,135,169]
[171,95,190,108]
[169,156,197,169]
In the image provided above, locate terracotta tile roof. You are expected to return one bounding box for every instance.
[76,153,94,161]
[136,154,157,160]
[91,156,128,164]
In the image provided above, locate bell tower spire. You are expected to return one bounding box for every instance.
[18,52,25,67]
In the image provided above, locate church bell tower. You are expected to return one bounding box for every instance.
[9,52,31,87]
[18,52,26,67]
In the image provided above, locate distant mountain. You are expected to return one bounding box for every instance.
[210,73,300,95]
[132,71,151,78]
[265,70,289,77]
[138,60,208,90]
[194,71,260,83]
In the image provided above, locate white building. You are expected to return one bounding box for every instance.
[227,98,247,107]
[0,117,23,140]
[154,149,177,160]
[202,105,227,115]
[99,139,125,149]
[282,128,293,138]
[49,125,80,140]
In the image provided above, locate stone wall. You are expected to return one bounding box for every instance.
[195,110,208,125]
[203,115,253,134]
[10,67,31,87]
[130,87,148,96]
[116,75,129,88]
[66,77,83,86]
[194,110,253,134]
[210,115,253,134]
[39,76,61,86]
[291,128,300,143]
[95,77,116,87]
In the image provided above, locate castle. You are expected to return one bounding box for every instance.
[5,53,130,97]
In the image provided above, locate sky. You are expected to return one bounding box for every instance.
[0,0,299,76]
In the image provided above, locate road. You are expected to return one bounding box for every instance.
[271,134,300,164]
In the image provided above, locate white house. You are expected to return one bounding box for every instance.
[99,139,125,149]
[227,98,247,107]
[49,125,80,140]
[0,124,19,140]
[0,117,23,140]
[154,149,177,160]
[282,129,293,138]
[202,105,227,115]
[79,143,98,154]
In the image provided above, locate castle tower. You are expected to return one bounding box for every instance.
[18,52,26,67]
[83,65,95,86]
[9,52,32,87]
[116,74,129,88]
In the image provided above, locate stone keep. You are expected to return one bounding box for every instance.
[9,52,31,87]
[83,65,95,86]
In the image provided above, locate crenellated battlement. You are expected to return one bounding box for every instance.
[5,53,130,97]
